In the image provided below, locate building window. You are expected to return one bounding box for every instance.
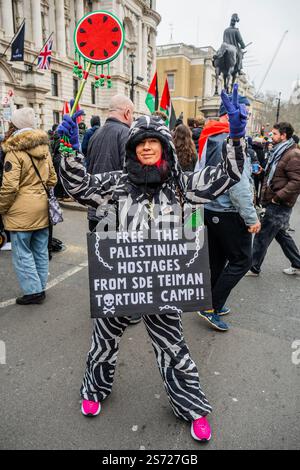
[85,0,93,13]
[53,111,60,125]
[12,0,21,33]
[41,12,47,44]
[91,83,96,105]
[51,72,59,96]
[73,78,79,99]
[167,73,175,91]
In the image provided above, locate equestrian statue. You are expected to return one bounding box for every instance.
[213,14,248,94]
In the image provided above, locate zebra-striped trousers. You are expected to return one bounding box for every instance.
[80,313,212,422]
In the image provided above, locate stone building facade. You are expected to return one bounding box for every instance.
[157,43,264,135]
[0,0,160,132]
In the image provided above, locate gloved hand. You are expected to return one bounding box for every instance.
[57,99,85,151]
[221,84,248,139]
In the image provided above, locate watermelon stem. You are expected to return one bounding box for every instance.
[70,61,93,116]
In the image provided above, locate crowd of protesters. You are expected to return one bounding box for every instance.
[1,84,300,443]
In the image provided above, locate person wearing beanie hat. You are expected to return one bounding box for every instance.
[11,107,37,131]
[0,112,57,305]
[196,84,261,332]
[57,86,248,443]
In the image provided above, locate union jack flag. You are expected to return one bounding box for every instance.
[37,37,53,70]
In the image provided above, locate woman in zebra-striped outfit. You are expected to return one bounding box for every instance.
[58,86,248,442]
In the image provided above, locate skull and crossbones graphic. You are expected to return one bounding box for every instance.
[102,294,116,315]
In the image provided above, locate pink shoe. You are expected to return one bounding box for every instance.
[81,399,101,417]
[191,417,211,442]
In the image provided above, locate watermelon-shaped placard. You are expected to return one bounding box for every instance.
[74,10,125,64]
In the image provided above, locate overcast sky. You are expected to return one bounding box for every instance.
[156,0,300,100]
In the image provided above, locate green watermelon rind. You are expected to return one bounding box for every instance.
[74,10,125,65]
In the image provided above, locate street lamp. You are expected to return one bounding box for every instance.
[276,92,282,123]
[129,52,136,103]
[126,52,144,103]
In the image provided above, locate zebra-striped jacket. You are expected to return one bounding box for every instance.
[60,116,246,231]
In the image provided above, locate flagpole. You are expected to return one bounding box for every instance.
[70,62,93,116]
[30,32,54,67]
[0,19,25,58]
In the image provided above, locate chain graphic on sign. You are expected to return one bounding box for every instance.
[186,226,204,268]
[95,233,113,270]
[159,305,183,314]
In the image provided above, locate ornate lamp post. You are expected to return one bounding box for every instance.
[129,52,136,103]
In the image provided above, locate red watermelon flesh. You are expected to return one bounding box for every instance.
[76,13,123,62]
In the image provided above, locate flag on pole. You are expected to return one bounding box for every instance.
[75,103,83,124]
[11,21,26,61]
[160,79,177,129]
[145,72,159,114]
[62,101,83,124]
[62,101,70,116]
[37,37,53,70]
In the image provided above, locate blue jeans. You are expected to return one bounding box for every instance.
[11,228,49,295]
[252,203,300,273]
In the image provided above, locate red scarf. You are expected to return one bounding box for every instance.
[155,156,163,167]
[198,121,230,159]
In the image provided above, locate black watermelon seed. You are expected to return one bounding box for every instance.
[103,16,108,23]
[88,18,92,24]
[104,49,108,57]
[112,27,119,32]
[112,41,119,47]
[80,42,87,47]
[90,50,95,57]
[79,28,86,33]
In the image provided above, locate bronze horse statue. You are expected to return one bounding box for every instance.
[213,43,239,94]
[214,14,248,94]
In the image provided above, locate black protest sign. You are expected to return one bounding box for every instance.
[87,228,212,318]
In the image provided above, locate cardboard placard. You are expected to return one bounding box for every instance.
[87,228,212,318]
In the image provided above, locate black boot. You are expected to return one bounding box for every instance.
[16,292,46,305]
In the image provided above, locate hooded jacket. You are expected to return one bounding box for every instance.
[0,129,57,231]
[60,116,246,230]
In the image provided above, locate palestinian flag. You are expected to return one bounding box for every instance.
[62,101,83,124]
[145,72,159,113]
[160,79,177,129]
[62,101,70,116]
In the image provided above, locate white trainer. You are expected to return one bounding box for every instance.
[245,270,259,277]
[283,267,300,276]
